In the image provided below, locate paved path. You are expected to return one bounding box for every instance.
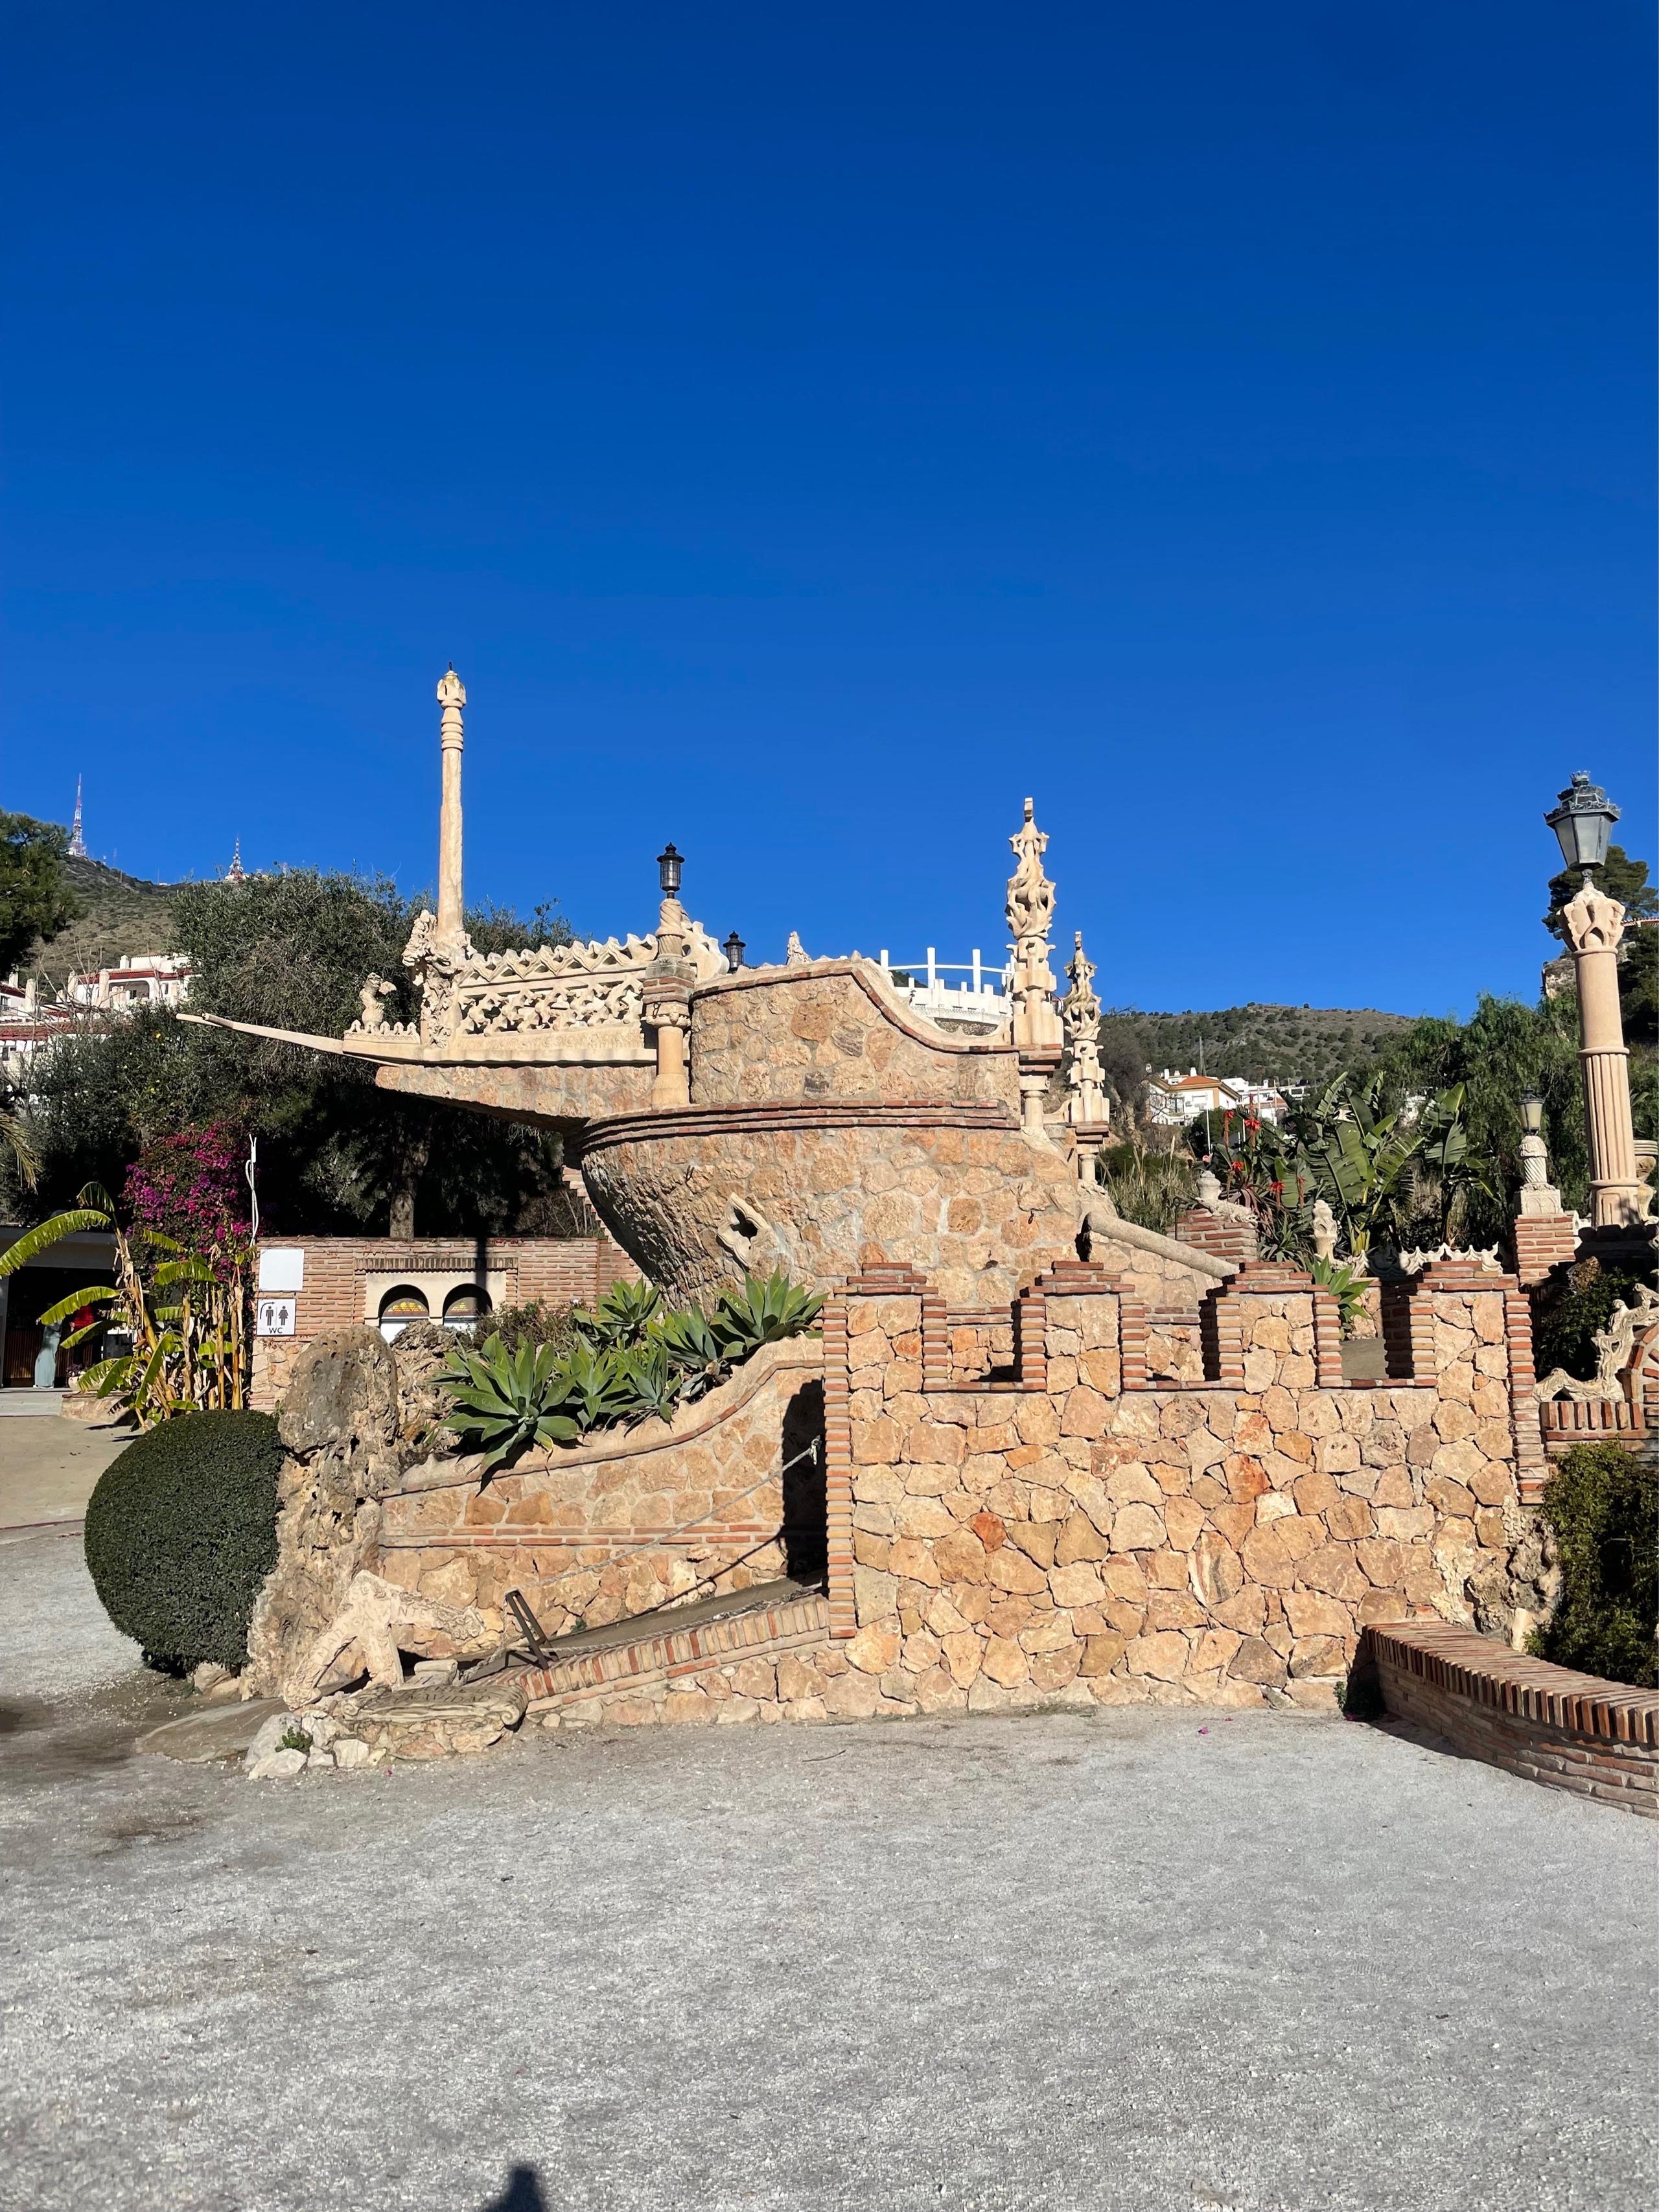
[0,1412,129,1534]
[0,1530,1653,2212]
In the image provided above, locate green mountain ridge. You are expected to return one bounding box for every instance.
[25,861,1422,1091]
[1098,1001,1420,1095]
[25,856,178,987]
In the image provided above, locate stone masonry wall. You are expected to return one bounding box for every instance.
[688,962,1022,1110]
[370,1338,825,1641]
[581,1111,1082,1309]
[809,1256,1542,1719]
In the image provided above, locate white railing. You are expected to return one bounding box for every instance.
[877,948,1013,1027]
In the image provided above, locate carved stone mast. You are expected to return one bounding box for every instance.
[1006,798,1064,1138]
[1062,930,1111,1185]
[400,669,477,1047]
[1561,876,1649,1226]
[435,666,467,941]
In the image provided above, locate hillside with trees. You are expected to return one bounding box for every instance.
[23,854,178,986]
[1095,1001,1419,1112]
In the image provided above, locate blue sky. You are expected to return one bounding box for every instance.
[5,3,1653,1014]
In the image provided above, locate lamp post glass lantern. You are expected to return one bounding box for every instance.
[722,931,745,973]
[656,843,684,897]
[1544,773,1619,882]
[1520,1090,1544,1137]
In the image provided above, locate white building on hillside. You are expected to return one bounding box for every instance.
[65,953,192,1012]
[1147,1067,1288,1128]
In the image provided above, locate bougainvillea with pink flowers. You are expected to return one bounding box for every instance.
[122,1121,251,1267]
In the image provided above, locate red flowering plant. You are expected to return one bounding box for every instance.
[1191,1108,1312,1261]
[1,1124,257,1423]
[122,1120,253,1281]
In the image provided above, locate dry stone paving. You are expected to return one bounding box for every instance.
[1,1526,1654,2212]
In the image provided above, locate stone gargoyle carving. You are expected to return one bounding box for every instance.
[285,1570,489,1706]
[1535,1281,1659,1406]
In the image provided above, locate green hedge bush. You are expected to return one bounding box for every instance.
[1532,1441,1658,1689]
[84,1410,285,1672]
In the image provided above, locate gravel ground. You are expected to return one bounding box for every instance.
[1,1529,1654,2212]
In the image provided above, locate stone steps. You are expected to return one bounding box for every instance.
[515,1583,831,1721]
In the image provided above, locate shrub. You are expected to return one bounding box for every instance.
[1531,1442,1658,1689]
[1531,1260,1651,1383]
[480,1301,575,1361]
[83,1410,284,1671]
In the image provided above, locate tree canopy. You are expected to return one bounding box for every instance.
[1543,843,1658,944]
[0,813,78,975]
[16,870,577,1240]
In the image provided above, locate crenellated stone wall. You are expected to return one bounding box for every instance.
[807,1256,1547,1719]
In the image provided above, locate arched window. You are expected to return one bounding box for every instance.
[442,1286,491,1332]
[378,1286,429,1342]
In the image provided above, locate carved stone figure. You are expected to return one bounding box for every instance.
[356,975,394,1031]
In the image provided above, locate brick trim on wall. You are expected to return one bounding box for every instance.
[1364,1620,1658,1819]
[821,1294,855,1640]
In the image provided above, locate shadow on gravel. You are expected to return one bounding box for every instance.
[0,1672,187,1787]
[480,2167,548,2211]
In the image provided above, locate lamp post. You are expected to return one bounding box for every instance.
[722,931,745,973]
[1516,1089,1560,1215]
[645,843,691,1109]
[1544,771,1617,885]
[1544,774,1648,1226]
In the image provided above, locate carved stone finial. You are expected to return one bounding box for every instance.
[1311,1196,1338,1261]
[785,931,810,966]
[1005,798,1062,1057]
[436,666,467,713]
[1061,929,1108,1149]
[1062,931,1100,1037]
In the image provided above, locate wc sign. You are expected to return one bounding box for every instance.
[255,1248,305,1338]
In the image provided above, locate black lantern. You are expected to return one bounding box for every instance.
[1544,773,1619,881]
[1520,1090,1544,1137]
[656,842,684,897]
[722,930,746,973]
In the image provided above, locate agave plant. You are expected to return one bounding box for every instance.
[654,1304,728,1398]
[619,1340,687,1426]
[557,1341,638,1428]
[710,1268,824,1358]
[572,1278,662,1351]
[441,1337,581,1472]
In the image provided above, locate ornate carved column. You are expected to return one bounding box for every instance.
[1562,881,1649,1226]
[644,891,694,1110]
[1062,930,1110,1184]
[1006,798,1063,1139]
[435,666,466,939]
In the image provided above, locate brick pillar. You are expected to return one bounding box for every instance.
[1174,1204,1259,1265]
[1116,1284,1149,1392]
[1311,1287,1345,1389]
[1503,1285,1549,1506]
[919,1281,950,1395]
[1014,1286,1048,1391]
[1199,1285,1246,1386]
[820,1294,856,1638]
[1381,1277,1438,1383]
[1513,1212,1579,1289]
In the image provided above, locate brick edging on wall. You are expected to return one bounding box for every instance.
[1363,1620,1658,1818]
